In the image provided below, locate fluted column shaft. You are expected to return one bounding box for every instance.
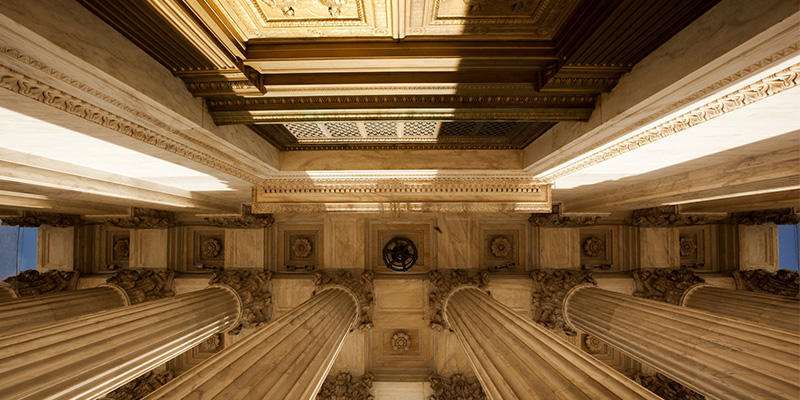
[443,287,660,400]
[144,287,358,400]
[682,285,800,332]
[0,286,127,336]
[565,286,800,400]
[0,286,239,400]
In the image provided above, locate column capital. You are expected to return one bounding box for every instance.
[529,204,601,227]
[428,269,488,331]
[531,269,595,335]
[733,269,799,297]
[99,370,174,400]
[209,269,273,333]
[632,268,706,305]
[428,373,486,400]
[625,206,708,227]
[2,270,79,297]
[205,205,274,228]
[105,269,175,305]
[315,371,374,400]
[107,208,174,229]
[633,372,705,400]
[728,207,800,225]
[0,212,81,227]
[314,269,374,331]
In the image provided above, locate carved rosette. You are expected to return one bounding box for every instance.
[632,269,705,305]
[728,208,800,225]
[530,270,596,335]
[205,206,274,228]
[633,372,705,400]
[391,332,411,352]
[0,212,81,228]
[2,270,80,297]
[105,269,175,305]
[428,373,487,400]
[292,237,313,258]
[107,208,174,229]
[733,269,799,298]
[679,236,697,257]
[584,335,606,354]
[199,334,222,353]
[209,270,273,332]
[625,206,707,227]
[99,370,174,400]
[489,237,511,258]
[201,237,223,258]
[315,371,374,400]
[428,269,489,331]
[583,236,605,258]
[313,269,374,331]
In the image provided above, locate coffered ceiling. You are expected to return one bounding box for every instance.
[77,0,719,150]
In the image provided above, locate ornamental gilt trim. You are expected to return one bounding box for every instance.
[313,269,375,331]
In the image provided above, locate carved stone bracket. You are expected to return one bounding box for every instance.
[205,205,275,228]
[313,269,374,331]
[0,212,81,228]
[529,205,600,227]
[633,269,705,305]
[2,270,80,297]
[105,269,175,305]
[315,371,374,400]
[428,373,487,400]
[531,270,596,335]
[99,370,174,400]
[728,208,800,225]
[107,208,174,229]
[428,269,489,331]
[625,206,707,227]
[209,270,273,333]
[733,269,799,298]
[633,372,705,400]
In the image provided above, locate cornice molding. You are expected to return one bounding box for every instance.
[538,63,800,182]
[212,109,593,124]
[0,43,264,184]
[251,202,554,214]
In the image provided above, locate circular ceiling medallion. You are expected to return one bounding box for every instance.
[382,237,418,272]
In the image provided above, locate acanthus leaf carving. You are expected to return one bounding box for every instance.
[531,270,595,335]
[315,371,374,400]
[313,269,374,331]
[106,269,175,305]
[205,206,274,228]
[632,269,705,305]
[209,270,273,333]
[625,206,707,227]
[0,212,81,228]
[428,269,489,331]
[728,208,800,225]
[2,270,80,297]
[733,269,799,298]
[529,205,600,227]
[99,370,174,400]
[428,373,487,400]
[108,208,174,229]
[633,372,705,400]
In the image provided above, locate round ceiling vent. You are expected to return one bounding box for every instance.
[382,237,418,272]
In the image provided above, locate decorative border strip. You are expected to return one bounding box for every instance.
[258,177,545,193]
[251,201,552,214]
[538,63,800,182]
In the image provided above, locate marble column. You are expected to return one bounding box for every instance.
[0,269,174,336]
[143,286,359,400]
[565,286,800,400]
[682,285,800,332]
[633,269,800,332]
[435,269,660,400]
[0,286,240,400]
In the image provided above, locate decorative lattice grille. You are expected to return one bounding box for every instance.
[325,122,360,137]
[404,122,437,136]
[285,123,324,137]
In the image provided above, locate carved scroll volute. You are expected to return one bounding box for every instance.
[530,270,596,335]
[428,373,487,400]
[209,270,273,333]
[105,269,175,305]
[733,269,800,298]
[2,270,80,297]
[428,269,489,331]
[632,269,706,305]
[315,371,374,400]
[313,269,374,331]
